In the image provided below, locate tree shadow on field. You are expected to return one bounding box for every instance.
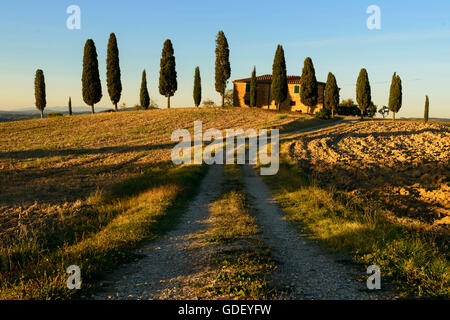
[0,141,178,160]
[0,141,179,208]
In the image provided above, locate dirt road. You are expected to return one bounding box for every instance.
[93,120,396,300]
[242,164,392,299]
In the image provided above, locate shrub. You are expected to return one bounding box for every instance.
[366,102,377,118]
[202,99,216,107]
[275,114,289,120]
[47,112,63,118]
[315,108,330,119]
[378,106,390,118]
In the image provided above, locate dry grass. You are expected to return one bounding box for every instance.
[0,163,207,299]
[0,108,282,205]
[0,108,292,244]
[0,107,310,299]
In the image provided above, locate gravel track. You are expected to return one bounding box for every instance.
[92,120,397,300]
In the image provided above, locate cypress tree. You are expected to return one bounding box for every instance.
[215,31,231,107]
[388,72,402,121]
[106,33,122,112]
[82,39,102,114]
[249,66,257,107]
[193,67,201,107]
[68,96,72,116]
[159,39,177,109]
[300,57,318,114]
[140,70,150,110]
[34,69,46,119]
[424,95,429,123]
[324,72,339,118]
[271,45,288,112]
[356,68,371,120]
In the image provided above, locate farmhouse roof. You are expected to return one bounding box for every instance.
[233,74,325,85]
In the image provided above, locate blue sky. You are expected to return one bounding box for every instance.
[0,0,449,118]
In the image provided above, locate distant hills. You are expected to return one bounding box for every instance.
[0,106,123,122]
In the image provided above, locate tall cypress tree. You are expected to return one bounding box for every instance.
[34,69,46,119]
[140,69,150,110]
[249,66,257,107]
[424,95,429,123]
[271,45,288,112]
[159,39,177,109]
[300,57,318,114]
[356,68,371,120]
[68,96,72,116]
[324,72,339,118]
[106,33,122,112]
[193,67,201,107]
[388,72,402,121]
[82,39,102,114]
[215,31,231,107]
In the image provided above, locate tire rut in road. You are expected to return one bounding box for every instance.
[92,164,224,300]
[241,164,394,300]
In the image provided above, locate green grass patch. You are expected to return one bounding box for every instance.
[275,114,289,120]
[205,165,276,300]
[261,150,449,299]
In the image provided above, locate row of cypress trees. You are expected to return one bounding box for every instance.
[268,45,340,115]
[262,43,408,120]
[33,33,428,120]
[267,45,340,115]
[189,31,231,108]
[34,31,232,116]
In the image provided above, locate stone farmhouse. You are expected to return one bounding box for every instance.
[232,74,326,113]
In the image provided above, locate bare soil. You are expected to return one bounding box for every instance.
[291,121,450,229]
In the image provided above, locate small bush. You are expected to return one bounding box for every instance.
[202,99,216,107]
[315,109,330,119]
[47,112,64,118]
[275,114,289,120]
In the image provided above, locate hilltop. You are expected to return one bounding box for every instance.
[0,107,329,299]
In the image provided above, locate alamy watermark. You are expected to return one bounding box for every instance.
[66,5,81,30]
[366,265,381,290]
[171,121,279,175]
[66,265,81,290]
[366,5,381,30]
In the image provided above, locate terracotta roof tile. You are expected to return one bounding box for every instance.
[233,74,325,85]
